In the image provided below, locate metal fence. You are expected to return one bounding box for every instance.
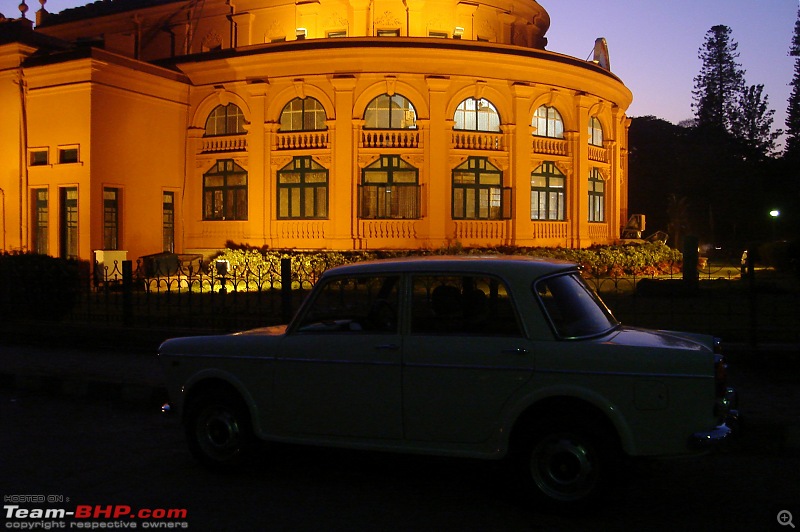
[8,252,800,345]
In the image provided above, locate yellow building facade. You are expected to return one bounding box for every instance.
[0,0,632,262]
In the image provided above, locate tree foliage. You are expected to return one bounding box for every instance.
[732,84,781,160]
[785,8,800,160]
[692,25,746,133]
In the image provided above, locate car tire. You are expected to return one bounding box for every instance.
[184,391,255,471]
[515,413,621,513]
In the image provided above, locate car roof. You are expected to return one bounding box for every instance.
[321,255,577,278]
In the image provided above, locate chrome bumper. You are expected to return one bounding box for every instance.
[689,387,740,449]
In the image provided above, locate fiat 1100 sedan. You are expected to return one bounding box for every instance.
[159,256,738,510]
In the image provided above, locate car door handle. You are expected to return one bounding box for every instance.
[375,344,399,351]
[502,348,528,355]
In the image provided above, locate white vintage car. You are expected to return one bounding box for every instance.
[159,256,738,510]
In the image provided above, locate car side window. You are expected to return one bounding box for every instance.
[411,274,522,336]
[295,275,400,333]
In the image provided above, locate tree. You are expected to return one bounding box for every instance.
[732,84,781,160]
[785,8,800,160]
[666,194,690,250]
[692,25,746,133]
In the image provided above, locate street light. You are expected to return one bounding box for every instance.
[769,209,780,240]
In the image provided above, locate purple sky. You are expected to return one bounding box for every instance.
[4,0,797,142]
[545,1,797,141]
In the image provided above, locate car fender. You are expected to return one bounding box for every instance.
[181,367,264,434]
[501,382,638,456]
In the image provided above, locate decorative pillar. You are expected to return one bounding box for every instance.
[331,74,357,248]
[425,75,451,246]
[511,82,535,246]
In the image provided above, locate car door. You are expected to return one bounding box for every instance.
[273,274,403,440]
[402,273,534,444]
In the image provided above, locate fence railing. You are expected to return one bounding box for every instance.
[8,253,799,345]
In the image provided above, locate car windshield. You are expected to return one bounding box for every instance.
[534,272,619,338]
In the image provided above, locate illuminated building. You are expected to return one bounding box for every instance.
[0,0,632,262]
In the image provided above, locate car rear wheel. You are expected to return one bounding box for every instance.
[184,391,255,471]
[516,414,620,512]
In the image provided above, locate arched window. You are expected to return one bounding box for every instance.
[531,162,565,221]
[204,104,246,137]
[588,168,605,223]
[589,116,604,146]
[203,159,247,221]
[359,155,420,219]
[277,157,328,219]
[452,157,510,220]
[532,106,564,138]
[364,94,417,129]
[280,97,327,132]
[454,98,500,132]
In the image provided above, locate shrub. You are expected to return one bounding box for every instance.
[213,241,683,288]
[0,252,84,320]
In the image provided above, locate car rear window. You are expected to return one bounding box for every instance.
[535,272,619,338]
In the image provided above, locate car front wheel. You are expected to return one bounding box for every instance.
[184,391,255,471]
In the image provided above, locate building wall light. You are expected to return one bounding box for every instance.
[453,27,464,39]
[296,28,307,39]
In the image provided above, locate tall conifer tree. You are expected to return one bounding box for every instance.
[785,9,800,159]
[733,84,780,160]
[692,25,746,133]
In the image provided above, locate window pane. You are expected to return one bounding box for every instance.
[316,187,328,217]
[296,275,400,333]
[227,174,247,186]
[465,188,476,218]
[531,175,547,188]
[279,172,301,184]
[411,275,522,336]
[453,172,475,184]
[305,171,327,183]
[392,171,417,184]
[364,172,389,184]
[479,172,501,185]
[453,188,465,218]
[205,175,225,187]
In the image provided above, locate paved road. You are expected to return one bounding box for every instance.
[1,346,799,531]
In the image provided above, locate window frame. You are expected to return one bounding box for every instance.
[451,157,510,220]
[29,148,49,167]
[279,97,327,132]
[58,146,79,164]
[277,156,329,219]
[163,191,175,253]
[363,94,417,130]
[202,159,248,221]
[204,104,247,137]
[531,162,566,221]
[103,187,121,250]
[588,168,605,223]
[532,105,565,139]
[359,155,420,220]
[589,116,604,147]
[32,188,49,255]
[453,97,501,132]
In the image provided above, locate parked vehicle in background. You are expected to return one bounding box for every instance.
[159,256,738,511]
